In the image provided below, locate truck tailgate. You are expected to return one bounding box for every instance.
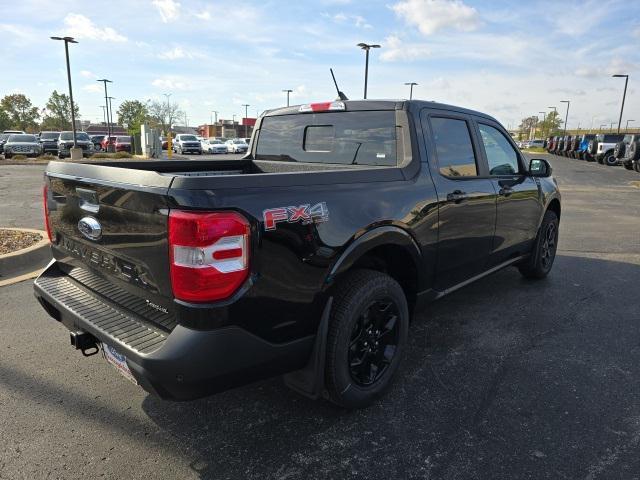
[44,162,176,331]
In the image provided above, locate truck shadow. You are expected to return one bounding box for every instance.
[141,253,640,480]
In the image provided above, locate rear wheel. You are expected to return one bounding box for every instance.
[518,210,559,279]
[604,152,618,166]
[325,270,409,409]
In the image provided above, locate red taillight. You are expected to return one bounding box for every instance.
[299,101,346,112]
[43,184,52,243]
[168,210,250,303]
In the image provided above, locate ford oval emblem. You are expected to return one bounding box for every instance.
[78,217,102,241]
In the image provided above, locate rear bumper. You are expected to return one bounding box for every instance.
[33,261,314,400]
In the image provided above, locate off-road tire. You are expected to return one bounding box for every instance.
[325,269,409,409]
[518,210,559,279]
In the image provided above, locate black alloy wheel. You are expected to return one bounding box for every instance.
[348,298,400,386]
[540,221,557,271]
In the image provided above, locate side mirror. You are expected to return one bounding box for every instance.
[529,158,552,177]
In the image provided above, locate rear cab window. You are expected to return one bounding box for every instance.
[428,117,478,177]
[255,111,397,166]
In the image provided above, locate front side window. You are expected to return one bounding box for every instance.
[429,117,478,177]
[478,124,520,175]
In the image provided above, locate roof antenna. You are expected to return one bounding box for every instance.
[330,68,348,101]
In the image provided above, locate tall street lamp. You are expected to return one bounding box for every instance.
[97,78,113,146]
[210,110,218,124]
[539,111,547,138]
[242,104,250,138]
[357,43,381,99]
[599,124,607,131]
[282,89,293,107]
[404,82,418,100]
[560,100,570,137]
[626,119,635,131]
[51,36,79,151]
[612,74,629,134]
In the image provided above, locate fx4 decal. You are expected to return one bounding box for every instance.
[263,203,329,230]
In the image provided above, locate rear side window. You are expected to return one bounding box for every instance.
[429,117,478,177]
[256,111,396,166]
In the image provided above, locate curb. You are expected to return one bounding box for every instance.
[0,228,51,284]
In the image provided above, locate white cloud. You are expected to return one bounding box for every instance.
[380,35,430,61]
[152,0,181,23]
[151,77,191,90]
[83,84,103,93]
[62,14,127,42]
[80,70,97,79]
[391,0,481,36]
[195,11,211,20]
[324,11,372,28]
[157,47,202,60]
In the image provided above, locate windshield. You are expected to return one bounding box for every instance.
[233,139,246,144]
[8,134,37,142]
[623,135,632,143]
[40,132,60,140]
[212,140,223,144]
[0,134,10,141]
[256,111,397,166]
[181,135,197,141]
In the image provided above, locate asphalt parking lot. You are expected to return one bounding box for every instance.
[1,155,639,479]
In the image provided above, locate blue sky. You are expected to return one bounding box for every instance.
[1,0,639,131]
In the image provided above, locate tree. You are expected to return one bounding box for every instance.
[0,94,40,132]
[0,108,10,131]
[148,100,183,135]
[117,100,149,135]
[538,111,563,137]
[41,90,80,131]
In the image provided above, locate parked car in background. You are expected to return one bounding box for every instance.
[3,134,41,158]
[202,139,227,154]
[90,135,105,152]
[555,136,565,154]
[0,133,11,154]
[100,136,116,152]
[575,134,596,160]
[528,139,545,149]
[39,132,60,155]
[226,138,249,153]
[592,134,625,166]
[243,137,252,145]
[57,131,94,158]
[616,134,640,171]
[173,134,202,155]
[114,136,132,153]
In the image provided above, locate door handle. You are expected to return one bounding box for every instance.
[446,190,468,203]
[499,186,513,196]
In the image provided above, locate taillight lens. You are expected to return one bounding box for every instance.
[168,210,250,303]
[43,184,52,243]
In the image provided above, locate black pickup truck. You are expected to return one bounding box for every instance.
[34,100,561,409]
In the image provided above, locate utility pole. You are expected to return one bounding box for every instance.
[51,36,79,156]
[357,43,381,99]
[539,111,547,138]
[97,78,113,149]
[164,93,172,158]
[612,74,629,134]
[404,82,418,100]
[242,104,250,138]
[560,100,570,137]
[282,89,293,107]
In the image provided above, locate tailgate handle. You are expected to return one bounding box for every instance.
[76,188,99,213]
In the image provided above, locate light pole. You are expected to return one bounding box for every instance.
[107,96,115,138]
[560,100,570,137]
[242,104,250,138]
[610,122,615,131]
[599,124,607,132]
[210,110,218,124]
[626,119,635,131]
[612,74,629,134]
[404,82,418,100]
[51,36,79,150]
[539,111,547,138]
[357,43,381,99]
[282,89,293,107]
[97,79,113,146]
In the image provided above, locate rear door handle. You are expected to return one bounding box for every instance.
[499,186,513,196]
[446,190,468,203]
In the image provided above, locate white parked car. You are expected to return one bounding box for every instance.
[202,139,228,154]
[226,138,249,153]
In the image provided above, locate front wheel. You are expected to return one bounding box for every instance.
[604,153,618,166]
[325,269,409,409]
[518,210,559,279]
